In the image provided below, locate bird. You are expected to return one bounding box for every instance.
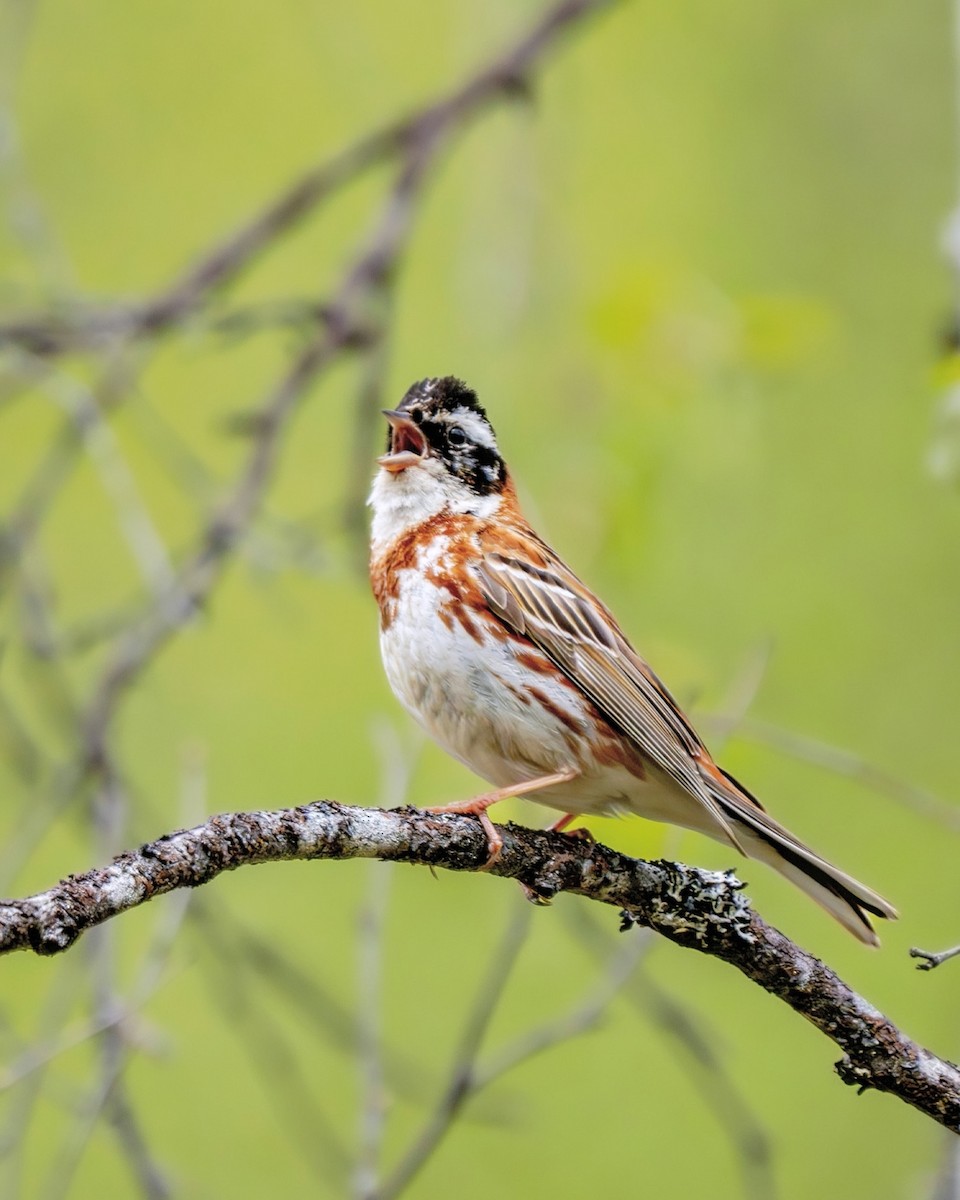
[368,375,897,944]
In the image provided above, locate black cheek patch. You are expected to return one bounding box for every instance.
[460,444,505,495]
[418,414,505,496]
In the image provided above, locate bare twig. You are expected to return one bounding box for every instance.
[104,1080,171,1200]
[469,927,647,1087]
[0,802,955,1133]
[38,998,167,1200]
[0,4,630,1195]
[63,0,615,790]
[45,1019,171,1200]
[191,901,352,1181]
[34,361,174,594]
[720,717,960,834]
[0,952,87,1193]
[371,902,533,1200]
[0,913,183,1095]
[379,910,649,1200]
[0,0,613,357]
[0,682,44,783]
[928,1131,960,1200]
[0,0,74,297]
[353,724,418,1197]
[344,322,395,561]
[353,862,393,1200]
[562,905,777,1200]
[911,945,960,972]
[0,350,138,594]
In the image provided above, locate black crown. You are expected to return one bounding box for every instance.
[399,376,488,421]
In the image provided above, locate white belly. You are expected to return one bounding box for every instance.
[379,555,680,821]
[380,562,586,787]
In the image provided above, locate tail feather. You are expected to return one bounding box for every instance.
[703,766,897,945]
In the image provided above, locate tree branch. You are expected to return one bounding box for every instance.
[1,802,957,1133]
[0,0,614,357]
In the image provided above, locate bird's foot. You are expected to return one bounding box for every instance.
[425,795,503,868]
[426,770,579,871]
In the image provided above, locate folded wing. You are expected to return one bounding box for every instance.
[478,542,746,853]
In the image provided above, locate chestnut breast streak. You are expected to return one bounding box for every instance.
[371,511,489,636]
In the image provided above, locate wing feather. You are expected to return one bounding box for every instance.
[478,547,745,853]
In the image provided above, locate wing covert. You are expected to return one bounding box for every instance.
[477,545,744,852]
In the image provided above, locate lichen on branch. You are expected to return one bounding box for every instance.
[1,800,957,1134]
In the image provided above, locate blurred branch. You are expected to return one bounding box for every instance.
[0,0,74,298]
[562,905,777,1200]
[0,350,136,594]
[715,716,960,834]
[0,801,957,1134]
[928,1132,960,1200]
[373,903,648,1200]
[30,355,175,595]
[469,931,645,1083]
[191,903,353,1182]
[371,903,533,1200]
[0,2,630,1193]
[0,0,613,358]
[927,0,960,486]
[47,0,615,791]
[55,147,422,801]
[353,863,392,1200]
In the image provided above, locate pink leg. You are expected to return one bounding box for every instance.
[550,813,578,833]
[548,812,594,842]
[427,769,578,868]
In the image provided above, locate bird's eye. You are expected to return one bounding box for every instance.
[447,426,467,447]
[411,409,424,425]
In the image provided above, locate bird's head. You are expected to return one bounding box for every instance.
[379,376,505,493]
[369,377,507,546]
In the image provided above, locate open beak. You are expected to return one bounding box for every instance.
[378,409,429,473]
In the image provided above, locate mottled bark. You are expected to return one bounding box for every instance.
[0,801,955,1132]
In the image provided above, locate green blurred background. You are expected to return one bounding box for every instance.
[1,0,959,1196]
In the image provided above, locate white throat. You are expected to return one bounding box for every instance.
[368,464,501,554]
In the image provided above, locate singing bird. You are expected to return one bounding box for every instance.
[368,376,896,944]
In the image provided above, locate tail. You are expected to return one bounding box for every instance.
[700,762,898,945]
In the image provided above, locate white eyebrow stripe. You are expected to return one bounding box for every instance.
[448,407,498,451]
